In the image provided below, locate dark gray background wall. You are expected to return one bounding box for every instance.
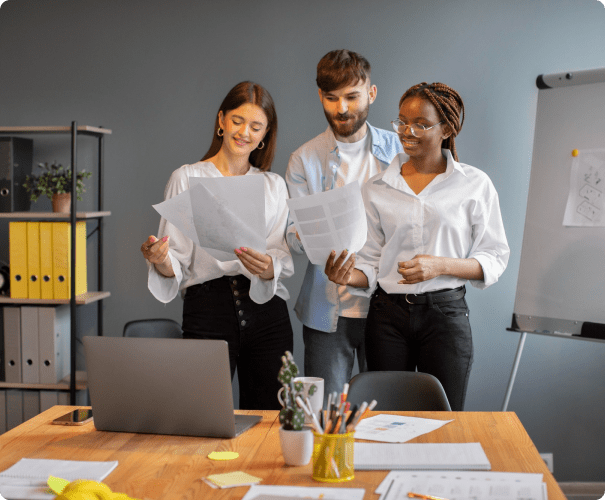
[1,0,604,482]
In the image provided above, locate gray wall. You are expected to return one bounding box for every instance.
[1,0,604,481]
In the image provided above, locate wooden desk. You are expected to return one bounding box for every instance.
[0,407,564,500]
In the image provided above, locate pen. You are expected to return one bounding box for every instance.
[340,383,349,404]
[360,399,377,420]
[408,492,449,500]
[295,396,324,434]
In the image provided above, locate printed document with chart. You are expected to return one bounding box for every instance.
[287,181,367,265]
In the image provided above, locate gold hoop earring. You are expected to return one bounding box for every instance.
[217,127,224,137]
[257,141,265,150]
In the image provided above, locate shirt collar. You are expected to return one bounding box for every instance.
[382,149,466,190]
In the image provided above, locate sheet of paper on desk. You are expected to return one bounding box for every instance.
[353,414,453,443]
[354,442,491,470]
[286,181,366,265]
[0,458,118,500]
[241,484,365,500]
[375,471,547,500]
[153,175,266,261]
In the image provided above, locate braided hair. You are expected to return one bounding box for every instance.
[399,82,464,161]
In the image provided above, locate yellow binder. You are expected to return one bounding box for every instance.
[39,222,54,300]
[26,222,41,299]
[52,222,87,300]
[9,222,28,299]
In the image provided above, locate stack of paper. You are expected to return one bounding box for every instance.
[375,470,547,500]
[0,458,118,500]
[241,485,366,500]
[354,442,491,470]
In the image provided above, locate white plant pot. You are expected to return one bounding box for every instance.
[279,425,314,466]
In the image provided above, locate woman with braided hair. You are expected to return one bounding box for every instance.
[324,82,510,410]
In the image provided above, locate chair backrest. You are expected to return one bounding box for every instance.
[347,371,452,411]
[123,318,183,339]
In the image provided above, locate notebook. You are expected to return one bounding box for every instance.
[354,442,491,470]
[83,336,261,438]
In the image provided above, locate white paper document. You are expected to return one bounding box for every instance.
[153,175,266,261]
[286,182,367,265]
[563,148,605,227]
[0,458,118,500]
[354,414,453,443]
[376,471,546,500]
[241,484,366,500]
[354,442,491,470]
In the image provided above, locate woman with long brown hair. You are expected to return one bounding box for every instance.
[141,81,293,410]
[325,82,510,410]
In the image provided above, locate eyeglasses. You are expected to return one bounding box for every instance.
[391,119,443,138]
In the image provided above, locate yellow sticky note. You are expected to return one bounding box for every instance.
[208,451,239,461]
[205,471,262,488]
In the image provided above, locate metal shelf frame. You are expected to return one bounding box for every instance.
[0,122,111,403]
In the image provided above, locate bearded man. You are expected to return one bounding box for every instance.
[285,49,402,403]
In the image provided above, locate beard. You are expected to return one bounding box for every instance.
[324,103,369,138]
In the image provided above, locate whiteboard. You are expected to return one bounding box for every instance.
[513,69,605,335]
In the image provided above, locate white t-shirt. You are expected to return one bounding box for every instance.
[333,132,381,317]
[334,132,380,188]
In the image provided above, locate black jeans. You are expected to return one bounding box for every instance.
[365,285,473,411]
[182,275,293,410]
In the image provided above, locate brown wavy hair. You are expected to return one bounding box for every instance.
[316,49,371,93]
[201,81,277,172]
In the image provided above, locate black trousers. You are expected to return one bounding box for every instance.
[365,285,473,411]
[182,275,293,410]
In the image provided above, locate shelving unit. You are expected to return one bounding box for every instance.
[0,122,111,405]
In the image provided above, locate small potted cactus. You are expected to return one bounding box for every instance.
[277,351,314,466]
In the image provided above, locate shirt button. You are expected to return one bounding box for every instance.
[236,300,241,306]
[238,310,244,316]
[232,279,238,285]
[233,290,239,297]
[240,320,246,326]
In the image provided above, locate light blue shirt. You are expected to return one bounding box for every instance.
[285,123,402,332]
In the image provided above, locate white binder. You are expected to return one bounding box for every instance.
[38,306,70,384]
[20,306,39,384]
[6,390,23,430]
[3,307,22,383]
[0,390,6,433]
[22,391,40,422]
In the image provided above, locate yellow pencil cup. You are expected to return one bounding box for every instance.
[312,431,354,482]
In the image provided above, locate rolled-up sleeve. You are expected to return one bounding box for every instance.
[468,184,510,289]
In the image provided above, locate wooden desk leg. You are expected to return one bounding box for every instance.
[501,331,527,411]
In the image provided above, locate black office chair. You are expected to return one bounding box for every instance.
[122,318,183,339]
[347,371,452,411]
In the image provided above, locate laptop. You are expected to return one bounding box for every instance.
[83,336,261,438]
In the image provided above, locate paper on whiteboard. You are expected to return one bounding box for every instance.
[563,148,605,227]
[286,182,367,265]
[153,175,266,261]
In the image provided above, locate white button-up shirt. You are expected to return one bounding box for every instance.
[354,150,510,295]
[148,161,293,305]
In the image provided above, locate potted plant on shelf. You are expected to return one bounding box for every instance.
[277,351,316,466]
[23,161,92,213]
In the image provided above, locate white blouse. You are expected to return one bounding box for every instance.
[147,161,293,304]
[354,150,510,296]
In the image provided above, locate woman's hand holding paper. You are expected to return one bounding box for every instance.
[235,247,274,280]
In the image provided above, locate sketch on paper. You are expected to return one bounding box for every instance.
[563,148,605,227]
